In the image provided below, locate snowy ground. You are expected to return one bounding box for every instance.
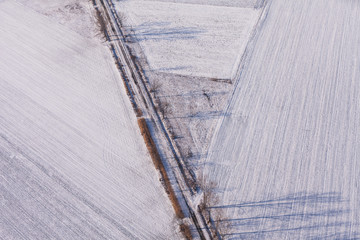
[113,0,263,181]
[0,1,178,239]
[204,0,360,238]
[132,0,264,8]
[116,0,260,79]
[16,0,97,38]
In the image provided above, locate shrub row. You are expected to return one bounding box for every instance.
[137,118,184,219]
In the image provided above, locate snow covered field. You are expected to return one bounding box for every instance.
[0,1,178,239]
[111,0,264,180]
[205,0,360,238]
[16,0,96,38]
[116,0,260,79]
[132,0,264,8]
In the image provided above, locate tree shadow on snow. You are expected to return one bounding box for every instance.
[131,21,205,42]
[210,192,360,239]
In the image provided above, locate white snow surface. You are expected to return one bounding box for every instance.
[0,1,177,239]
[132,0,263,8]
[205,0,360,238]
[16,0,97,38]
[117,0,260,79]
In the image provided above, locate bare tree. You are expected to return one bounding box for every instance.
[199,180,219,211]
[117,11,128,23]
[198,178,232,239]
[150,79,162,94]
[95,10,107,40]
[158,100,172,118]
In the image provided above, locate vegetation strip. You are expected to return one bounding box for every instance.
[137,118,184,219]
[92,0,212,238]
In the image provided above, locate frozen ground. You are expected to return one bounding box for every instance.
[205,0,360,238]
[114,0,263,176]
[132,0,264,8]
[16,0,97,38]
[0,1,178,239]
[116,0,260,79]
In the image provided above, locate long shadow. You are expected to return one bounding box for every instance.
[212,192,345,210]
[210,192,360,239]
[220,209,349,223]
[169,110,230,120]
[152,66,190,72]
[158,90,229,99]
[225,223,360,239]
[131,21,205,42]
